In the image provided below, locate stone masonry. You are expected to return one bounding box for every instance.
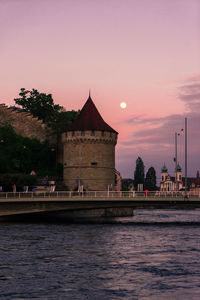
[62,130,117,190]
[0,103,53,142]
[62,96,118,191]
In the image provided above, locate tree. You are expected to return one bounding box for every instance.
[13,88,80,181]
[0,174,37,192]
[145,167,157,190]
[0,125,56,175]
[14,88,79,132]
[14,88,63,125]
[134,157,145,190]
[51,110,80,133]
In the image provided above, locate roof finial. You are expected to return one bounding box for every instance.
[89,89,91,98]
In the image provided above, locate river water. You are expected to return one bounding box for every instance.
[0,209,200,299]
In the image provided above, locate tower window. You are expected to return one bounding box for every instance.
[110,132,112,137]
[72,131,75,136]
[91,162,98,166]
[81,130,85,136]
[91,130,95,136]
[101,131,104,136]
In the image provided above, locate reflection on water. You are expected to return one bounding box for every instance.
[118,208,200,223]
[0,209,200,299]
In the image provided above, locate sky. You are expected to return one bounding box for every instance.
[1,0,200,180]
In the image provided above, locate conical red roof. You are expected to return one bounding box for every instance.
[67,96,118,133]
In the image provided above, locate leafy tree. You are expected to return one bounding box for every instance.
[14,88,79,132]
[121,179,134,191]
[13,88,80,183]
[0,125,56,176]
[145,167,157,190]
[134,157,145,190]
[0,174,37,192]
[51,110,80,133]
[14,88,63,125]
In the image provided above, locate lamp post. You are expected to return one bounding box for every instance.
[78,144,82,192]
[51,147,57,180]
[185,117,188,198]
[174,128,184,191]
[175,132,178,191]
[175,132,181,191]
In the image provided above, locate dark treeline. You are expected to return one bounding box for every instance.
[121,157,158,191]
[134,156,158,191]
[0,88,79,191]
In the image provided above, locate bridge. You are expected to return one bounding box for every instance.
[0,191,200,218]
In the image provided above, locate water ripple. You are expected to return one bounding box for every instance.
[0,209,200,299]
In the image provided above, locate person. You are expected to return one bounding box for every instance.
[24,186,28,193]
[12,184,16,193]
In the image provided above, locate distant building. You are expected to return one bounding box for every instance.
[160,164,183,191]
[160,164,200,192]
[183,172,200,193]
[62,95,118,191]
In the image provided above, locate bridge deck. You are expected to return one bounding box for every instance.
[0,191,200,217]
[0,190,199,200]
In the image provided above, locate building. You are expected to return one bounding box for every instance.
[62,95,118,191]
[183,173,200,194]
[160,164,200,193]
[160,164,183,191]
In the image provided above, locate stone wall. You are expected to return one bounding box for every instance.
[62,130,118,190]
[0,103,54,142]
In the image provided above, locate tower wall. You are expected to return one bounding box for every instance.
[62,130,118,190]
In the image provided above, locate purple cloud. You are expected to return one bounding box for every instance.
[178,82,200,111]
[117,76,200,179]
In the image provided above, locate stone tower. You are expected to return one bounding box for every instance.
[62,95,118,191]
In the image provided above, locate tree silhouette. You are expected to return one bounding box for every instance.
[145,167,157,190]
[14,88,62,125]
[134,157,145,190]
[14,88,79,132]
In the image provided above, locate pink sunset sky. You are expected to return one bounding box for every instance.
[1,0,200,180]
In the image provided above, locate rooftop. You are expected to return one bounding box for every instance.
[67,96,118,133]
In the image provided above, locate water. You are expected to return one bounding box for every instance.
[1,209,200,299]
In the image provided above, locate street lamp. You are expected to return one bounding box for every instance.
[51,147,57,180]
[185,117,188,198]
[175,118,188,196]
[174,132,181,191]
[174,128,184,191]
[175,132,178,191]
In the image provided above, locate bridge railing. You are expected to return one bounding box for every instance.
[0,190,200,200]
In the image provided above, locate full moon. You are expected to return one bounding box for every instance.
[120,102,127,109]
